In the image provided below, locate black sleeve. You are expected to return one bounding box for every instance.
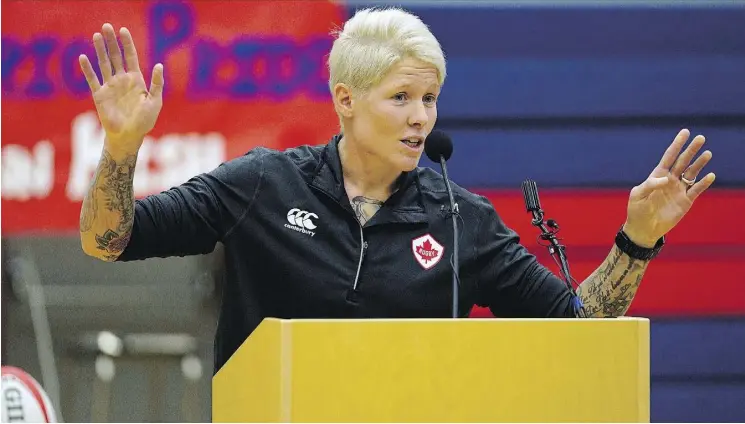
[472,196,574,318]
[117,148,266,261]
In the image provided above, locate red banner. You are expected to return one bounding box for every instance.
[1,0,345,234]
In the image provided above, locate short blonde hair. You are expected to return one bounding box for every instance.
[328,7,446,128]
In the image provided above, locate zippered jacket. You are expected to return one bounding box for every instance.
[118,135,575,372]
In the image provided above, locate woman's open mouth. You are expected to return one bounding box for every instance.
[401,138,423,150]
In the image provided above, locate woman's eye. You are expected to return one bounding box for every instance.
[393,93,407,102]
[424,95,437,104]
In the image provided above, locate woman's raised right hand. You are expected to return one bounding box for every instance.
[79,23,164,154]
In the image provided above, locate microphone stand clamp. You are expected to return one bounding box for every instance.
[528,208,587,318]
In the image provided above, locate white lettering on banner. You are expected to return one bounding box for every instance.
[1,141,55,201]
[65,111,227,201]
[66,112,107,200]
[133,132,226,196]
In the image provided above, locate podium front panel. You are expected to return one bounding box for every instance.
[213,318,649,422]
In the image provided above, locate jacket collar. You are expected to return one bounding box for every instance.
[310,134,429,226]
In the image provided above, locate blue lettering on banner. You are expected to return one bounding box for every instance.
[61,39,93,96]
[149,0,194,89]
[25,37,57,98]
[2,0,332,101]
[2,38,25,93]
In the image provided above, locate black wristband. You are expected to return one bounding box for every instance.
[615,227,665,261]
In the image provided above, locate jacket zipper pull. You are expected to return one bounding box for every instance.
[347,240,368,304]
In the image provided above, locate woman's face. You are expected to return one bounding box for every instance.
[340,57,440,172]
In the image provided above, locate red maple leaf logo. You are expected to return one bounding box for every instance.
[416,239,439,263]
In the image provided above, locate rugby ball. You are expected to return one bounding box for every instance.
[1,366,57,423]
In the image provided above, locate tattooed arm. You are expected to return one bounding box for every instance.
[574,127,718,317]
[575,245,649,317]
[79,144,138,262]
[80,143,266,262]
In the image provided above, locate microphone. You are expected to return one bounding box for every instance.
[522,180,540,211]
[521,179,542,225]
[425,130,460,319]
[521,179,587,318]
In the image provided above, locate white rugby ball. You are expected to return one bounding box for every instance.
[1,366,57,423]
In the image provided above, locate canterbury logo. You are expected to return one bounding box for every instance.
[285,208,318,236]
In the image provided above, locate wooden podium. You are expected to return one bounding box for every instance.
[212,318,649,422]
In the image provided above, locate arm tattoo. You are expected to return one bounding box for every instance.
[95,229,130,261]
[351,196,383,226]
[80,149,137,261]
[99,150,136,233]
[79,169,99,232]
[576,245,649,317]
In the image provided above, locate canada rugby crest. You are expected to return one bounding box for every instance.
[411,234,444,270]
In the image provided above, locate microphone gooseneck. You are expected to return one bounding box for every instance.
[425,130,460,318]
[521,179,587,318]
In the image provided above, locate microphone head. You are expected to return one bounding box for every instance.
[424,130,453,162]
[521,179,542,213]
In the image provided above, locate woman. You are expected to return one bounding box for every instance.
[78,8,715,372]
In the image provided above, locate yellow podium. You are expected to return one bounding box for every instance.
[212,318,649,423]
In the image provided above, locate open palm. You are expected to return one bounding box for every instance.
[79,24,163,150]
[624,129,715,247]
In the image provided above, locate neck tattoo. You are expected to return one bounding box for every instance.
[351,196,383,226]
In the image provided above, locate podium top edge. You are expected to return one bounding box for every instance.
[261,317,650,324]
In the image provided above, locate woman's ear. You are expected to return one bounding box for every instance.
[333,83,354,119]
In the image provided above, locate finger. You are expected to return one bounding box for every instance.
[149,63,164,99]
[634,175,672,199]
[93,32,112,82]
[671,134,705,177]
[78,54,101,92]
[102,23,125,74]
[658,129,690,170]
[686,172,716,202]
[682,150,712,180]
[119,27,141,74]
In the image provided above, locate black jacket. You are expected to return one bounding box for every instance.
[119,135,574,372]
